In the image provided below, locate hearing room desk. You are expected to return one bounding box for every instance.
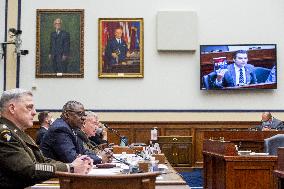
[30,160,190,189]
[204,130,284,152]
[203,140,277,189]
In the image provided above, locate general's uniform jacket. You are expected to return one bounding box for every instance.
[0,117,68,189]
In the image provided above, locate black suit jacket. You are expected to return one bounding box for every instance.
[36,126,48,145]
[49,30,70,57]
[214,64,257,88]
[89,133,108,145]
[40,118,101,164]
[105,38,128,65]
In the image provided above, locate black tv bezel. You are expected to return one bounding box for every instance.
[200,44,277,90]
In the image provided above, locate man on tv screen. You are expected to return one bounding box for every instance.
[214,50,257,88]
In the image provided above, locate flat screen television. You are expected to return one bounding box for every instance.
[200,44,277,90]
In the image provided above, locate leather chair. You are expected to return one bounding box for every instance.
[254,67,271,83]
[56,171,160,189]
[264,134,284,155]
[202,72,217,89]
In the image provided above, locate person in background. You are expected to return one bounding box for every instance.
[255,112,284,131]
[40,101,108,164]
[89,122,108,146]
[49,18,70,73]
[0,89,92,189]
[36,111,54,145]
[214,50,257,88]
[266,65,276,83]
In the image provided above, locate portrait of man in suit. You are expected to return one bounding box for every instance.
[99,18,144,78]
[36,9,84,78]
[105,27,130,66]
[48,18,70,73]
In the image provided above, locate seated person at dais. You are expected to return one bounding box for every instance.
[89,122,108,146]
[40,101,109,164]
[36,111,54,145]
[255,112,284,131]
[0,89,92,189]
[78,111,112,162]
[214,50,257,88]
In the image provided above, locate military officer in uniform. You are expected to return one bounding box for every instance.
[0,88,93,189]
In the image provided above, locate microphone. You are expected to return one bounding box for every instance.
[103,124,127,145]
[90,139,130,166]
[78,129,131,166]
[103,124,144,158]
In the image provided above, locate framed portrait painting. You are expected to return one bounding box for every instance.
[98,18,144,78]
[36,9,84,78]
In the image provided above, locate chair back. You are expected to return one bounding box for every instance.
[264,134,284,155]
[56,171,160,189]
[254,67,271,83]
[202,72,217,89]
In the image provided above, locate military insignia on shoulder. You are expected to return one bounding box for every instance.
[0,129,12,142]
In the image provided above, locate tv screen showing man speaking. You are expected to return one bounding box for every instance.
[200,44,277,90]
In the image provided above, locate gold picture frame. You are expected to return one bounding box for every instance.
[98,18,144,78]
[36,9,84,78]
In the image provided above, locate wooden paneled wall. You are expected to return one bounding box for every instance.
[28,121,260,167]
[104,121,259,167]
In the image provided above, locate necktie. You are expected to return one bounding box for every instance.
[118,39,121,44]
[239,68,244,84]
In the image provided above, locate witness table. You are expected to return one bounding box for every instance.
[29,156,190,189]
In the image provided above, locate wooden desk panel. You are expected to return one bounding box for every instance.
[204,131,284,153]
[203,140,277,189]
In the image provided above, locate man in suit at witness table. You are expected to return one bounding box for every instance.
[40,101,110,164]
[255,112,284,131]
[0,89,92,189]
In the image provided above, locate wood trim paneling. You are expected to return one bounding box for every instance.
[27,120,260,167]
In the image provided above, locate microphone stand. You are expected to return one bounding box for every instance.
[75,129,131,166]
[88,139,131,166]
[103,124,127,144]
[103,124,145,158]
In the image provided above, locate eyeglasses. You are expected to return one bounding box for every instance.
[66,110,86,117]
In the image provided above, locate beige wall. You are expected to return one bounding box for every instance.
[3,0,284,122]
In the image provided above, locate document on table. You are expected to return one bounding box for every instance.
[88,166,122,175]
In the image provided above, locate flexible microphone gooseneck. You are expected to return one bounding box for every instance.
[103,124,125,141]
[90,140,131,166]
[76,129,130,166]
[103,124,144,158]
